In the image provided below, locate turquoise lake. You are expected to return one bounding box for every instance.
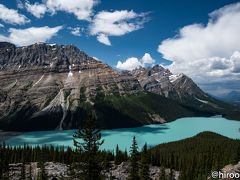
[3,117,240,151]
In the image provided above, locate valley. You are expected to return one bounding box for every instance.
[0,42,239,132]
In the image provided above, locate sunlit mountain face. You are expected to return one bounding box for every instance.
[0,42,239,131]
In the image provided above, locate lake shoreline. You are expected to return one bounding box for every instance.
[1,117,240,151]
[0,130,22,142]
[1,116,240,150]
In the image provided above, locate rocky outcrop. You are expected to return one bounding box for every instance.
[102,162,179,180]
[7,162,69,180]
[131,65,227,111]
[0,42,236,131]
[0,42,142,131]
[206,161,240,180]
[219,161,240,180]
[6,161,180,180]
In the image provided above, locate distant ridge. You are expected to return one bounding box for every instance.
[0,42,239,131]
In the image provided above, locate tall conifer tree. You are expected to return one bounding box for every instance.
[140,143,150,180]
[128,136,140,180]
[73,113,104,180]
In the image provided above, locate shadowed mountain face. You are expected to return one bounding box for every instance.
[0,42,238,131]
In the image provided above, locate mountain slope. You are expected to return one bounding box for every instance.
[130,65,239,118]
[150,132,240,179]
[0,42,238,131]
[131,65,213,104]
[0,42,143,131]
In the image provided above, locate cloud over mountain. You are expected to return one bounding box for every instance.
[25,1,47,18]
[25,0,98,20]
[0,26,63,46]
[90,10,148,45]
[69,27,82,37]
[158,3,240,85]
[116,53,155,70]
[0,4,30,25]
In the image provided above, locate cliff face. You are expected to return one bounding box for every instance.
[0,42,237,131]
[130,65,231,112]
[0,42,142,131]
[131,65,205,100]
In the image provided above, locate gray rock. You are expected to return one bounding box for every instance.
[0,42,142,131]
[6,161,180,180]
[102,161,180,180]
[130,65,222,110]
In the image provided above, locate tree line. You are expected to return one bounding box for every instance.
[1,114,240,179]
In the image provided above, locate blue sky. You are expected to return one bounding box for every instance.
[0,0,240,95]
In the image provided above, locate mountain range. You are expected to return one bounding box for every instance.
[0,42,239,131]
[216,91,240,106]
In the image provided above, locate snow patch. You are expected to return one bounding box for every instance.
[33,75,44,87]
[68,71,73,77]
[169,74,183,83]
[36,42,44,45]
[195,97,208,104]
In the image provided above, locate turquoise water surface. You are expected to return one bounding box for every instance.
[3,117,240,151]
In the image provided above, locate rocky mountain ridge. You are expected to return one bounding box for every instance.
[131,65,209,103]
[0,42,238,131]
[0,42,143,131]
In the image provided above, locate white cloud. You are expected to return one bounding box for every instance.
[167,51,240,83]
[68,27,82,36]
[0,23,4,28]
[17,0,24,9]
[158,2,240,84]
[116,53,155,70]
[25,1,47,18]
[0,26,63,46]
[142,53,155,64]
[0,4,30,25]
[90,10,148,45]
[25,0,98,20]
[97,34,111,46]
[46,0,98,20]
[117,57,142,71]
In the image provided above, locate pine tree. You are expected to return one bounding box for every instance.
[73,113,104,180]
[38,147,47,180]
[124,149,128,161]
[103,154,111,171]
[159,166,166,180]
[115,145,121,165]
[169,168,174,180]
[29,163,33,180]
[68,163,76,178]
[139,143,151,180]
[128,136,140,180]
[233,145,240,164]
[38,161,47,180]
[21,162,26,180]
